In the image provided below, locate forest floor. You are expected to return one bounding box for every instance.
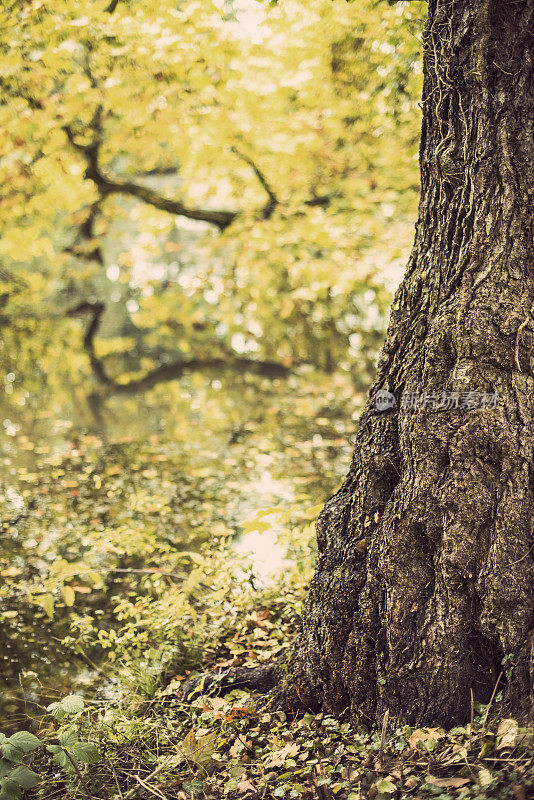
[3,404,534,800]
[24,577,534,800]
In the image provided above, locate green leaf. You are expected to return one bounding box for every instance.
[46,747,71,770]
[46,702,66,721]
[182,780,205,799]
[375,779,396,794]
[39,594,54,619]
[8,732,41,753]
[61,695,84,714]
[0,778,22,800]
[0,745,23,765]
[61,585,75,606]
[7,767,40,789]
[0,762,12,780]
[59,729,78,748]
[70,742,100,764]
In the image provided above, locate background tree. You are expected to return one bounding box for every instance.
[0,0,422,419]
[277,0,534,727]
[0,0,425,717]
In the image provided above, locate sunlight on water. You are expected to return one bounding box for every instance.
[233,469,294,583]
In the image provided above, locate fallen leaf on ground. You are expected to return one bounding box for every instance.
[203,697,228,718]
[478,768,494,787]
[427,775,470,788]
[237,777,256,795]
[265,742,300,767]
[408,728,447,749]
[496,719,519,752]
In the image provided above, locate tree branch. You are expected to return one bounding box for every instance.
[3,76,331,230]
[304,194,331,208]
[111,355,291,394]
[231,147,279,219]
[67,301,113,386]
[136,167,181,178]
[68,302,291,398]
[64,126,330,230]
[64,125,238,231]
[98,175,238,230]
[64,200,105,264]
[63,109,107,264]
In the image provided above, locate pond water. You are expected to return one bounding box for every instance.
[0,371,362,728]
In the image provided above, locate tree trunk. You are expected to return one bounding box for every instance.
[282,0,534,727]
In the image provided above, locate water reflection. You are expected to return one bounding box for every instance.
[233,470,295,583]
[0,373,359,726]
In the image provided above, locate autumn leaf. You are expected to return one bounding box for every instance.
[265,741,300,767]
[203,697,228,719]
[427,775,470,789]
[180,729,219,774]
[408,728,446,750]
[1,567,23,577]
[61,585,76,606]
[496,719,519,752]
[237,777,257,796]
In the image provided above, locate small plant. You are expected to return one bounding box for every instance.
[0,695,100,800]
[0,731,41,800]
[46,695,100,800]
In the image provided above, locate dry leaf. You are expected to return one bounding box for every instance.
[496,718,519,751]
[229,737,247,758]
[226,706,255,721]
[237,777,256,795]
[203,697,228,719]
[265,742,300,767]
[427,775,470,788]
[478,768,494,788]
[408,727,446,749]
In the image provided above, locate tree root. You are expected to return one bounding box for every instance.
[179,658,322,719]
[179,664,282,702]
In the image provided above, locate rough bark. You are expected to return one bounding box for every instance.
[278,0,534,727]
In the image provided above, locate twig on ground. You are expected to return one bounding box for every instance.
[483,672,503,729]
[378,709,389,768]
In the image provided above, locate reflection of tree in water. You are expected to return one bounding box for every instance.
[0,0,421,438]
[0,376,357,725]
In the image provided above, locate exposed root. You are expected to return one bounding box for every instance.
[179,664,281,702]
